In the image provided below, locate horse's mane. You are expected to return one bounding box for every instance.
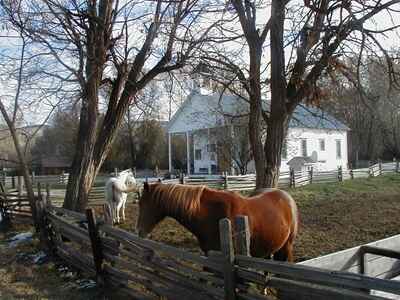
[149,184,206,217]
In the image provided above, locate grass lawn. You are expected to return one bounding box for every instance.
[291,173,400,261]
[119,173,400,262]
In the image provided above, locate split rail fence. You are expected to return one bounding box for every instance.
[167,161,400,192]
[19,189,399,300]
[1,183,400,299]
[1,161,399,206]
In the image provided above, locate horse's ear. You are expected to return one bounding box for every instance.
[143,182,149,192]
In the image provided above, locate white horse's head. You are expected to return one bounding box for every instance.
[119,169,136,187]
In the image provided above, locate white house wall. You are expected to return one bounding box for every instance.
[247,127,348,173]
[193,130,218,174]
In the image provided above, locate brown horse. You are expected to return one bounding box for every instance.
[136,183,299,261]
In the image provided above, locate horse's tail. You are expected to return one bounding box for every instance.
[286,193,299,241]
[112,183,117,202]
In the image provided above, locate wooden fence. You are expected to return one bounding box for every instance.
[25,190,399,300]
[160,161,399,192]
[1,161,398,207]
[0,181,34,223]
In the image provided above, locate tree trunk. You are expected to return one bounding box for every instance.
[0,101,38,228]
[264,0,287,188]
[264,116,289,187]
[63,92,98,211]
[247,43,266,189]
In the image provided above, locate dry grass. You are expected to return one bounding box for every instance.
[1,174,399,299]
[116,174,400,261]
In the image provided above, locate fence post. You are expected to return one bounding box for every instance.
[17,176,23,196]
[368,161,373,178]
[86,208,104,285]
[397,159,399,173]
[219,218,236,300]
[349,168,354,180]
[0,181,9,227]
[338,166,343,182]
[235,216,250,257]
[45,183,51,207]
[308,167,313,184]
[378,159,382,176]
[35,182,52,251]
[11,176,15,189]
[103,203,113,226]
[223,172,229,190]
[289,168,295,188]
[179,172,185,185]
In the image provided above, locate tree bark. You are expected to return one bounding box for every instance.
[264,0,288,188]
[247,44,265,188]
[0,101,38,228]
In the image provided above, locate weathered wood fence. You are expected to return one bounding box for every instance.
[161,161,399,191]
[24,189,399,299]
[0,181,35,223]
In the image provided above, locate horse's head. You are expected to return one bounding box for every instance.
[136,182,165,238]
[120,169,136,187]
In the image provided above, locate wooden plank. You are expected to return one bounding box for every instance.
[56,244,95,275]
[100,224,221,271]
[49,206,86,221]
[219,218,236,300]
[236,268,385,300]
[47,213,91,246]
[299,234,400,272]
[237,255,400,296]
[235,216,250,257]
[86,208,104,284]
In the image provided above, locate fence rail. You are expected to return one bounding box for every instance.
[165,161,399,191]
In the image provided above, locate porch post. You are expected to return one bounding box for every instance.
[230,124,235,175]
[208,128,211,175]
[193,132,196,174]
[168,132,172,173]
[186,131,191,175]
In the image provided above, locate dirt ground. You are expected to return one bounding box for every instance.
[118,174,400,262]
[1,174,399,299]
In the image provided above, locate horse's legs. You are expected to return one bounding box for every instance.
[273,239,294,262]
[121,198,126,222]
[110,202,116,224]
[116,201,124,224]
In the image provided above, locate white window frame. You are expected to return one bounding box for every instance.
[319,139,325,151]
[301,139,307,157]
[336,140,342,159]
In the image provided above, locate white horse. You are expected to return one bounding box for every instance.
[105,169,137,224]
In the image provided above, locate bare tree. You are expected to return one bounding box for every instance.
[0,9,65,225]
[200,0,400,188]
[3,0,220,211]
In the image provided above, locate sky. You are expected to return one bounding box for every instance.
[1,0,400,127]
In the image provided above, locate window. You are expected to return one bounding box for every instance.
[336,140,342,159]
[195,149,202,160]
[301,139,307,157]
[319,139,325,151]
[207,143,216,152]
[282,140,287,160]
[210,153,216,161]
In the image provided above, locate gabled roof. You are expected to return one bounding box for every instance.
[290,105,349,130]
[167,90,350,133]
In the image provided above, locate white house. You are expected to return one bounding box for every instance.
[167,88,349,175]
